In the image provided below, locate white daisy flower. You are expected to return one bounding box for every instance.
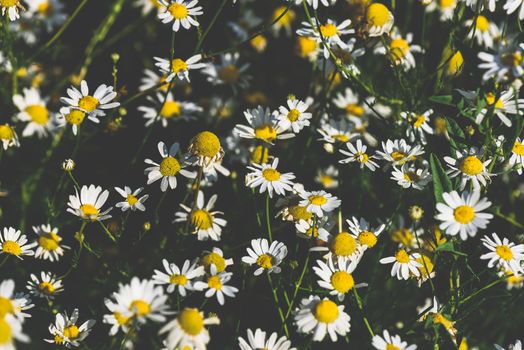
[460,0,497,12]
[12,87,55,138]
[0,123,20,150]
[200,247,234,273]
[504,0,524,19]
[173,191,227,241]
[295,216,333,240]
[0,279,34,320]
[464,15,500,48]
[313,256,366,301]
[435,190,493,240]
[380,249,422,280]
[346,217,385,249]
[139,68,172,91]
[294,295,351,342]
[152,259,205,296]
[134,0,162,15]
[296,0,336,10]
[375,138,424,166]
[296,19,354,59]
[27,271,64,299]
[478,43,524,82]
[364,3,394,37]
[159,307,220,350]
[495,340,523,350]
[114,186,149,212]
[1,0,23,21]
[45,308,95,347]
[157,0,203,31]
[139,92,202,127]
[57,107,88,136]
[400,110,434,144]
[60,80,120,118]
[238,328,296,350]
[339,139,379,171]
[0,314,29,349]
[66,185,112,222]
[372,329,417,350]
[245,158,296,198]
[0,227,36,259]
[32,224,70,261]
[144,141,196,192]
[480,233,524,275]
[276,98,312,134]
[425,0,456,21]
[315,166,339,189]
[510,138,524,174]
[317,118,356,152]
[241,238,288,276]
[374,29,423,71]
[25,0,67,31]
[103,277,170,335]
[391,164,431,190]
[193,265,238,305]
[458,89,524,127]
[298,190,341,218]
[234,106,294,144]
[154,54,206,82]
[202,52,250,90]
[444,148,493,190]
[332,88,367,122]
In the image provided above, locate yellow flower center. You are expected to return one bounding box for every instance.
[395,249,410,263]
[318,175,334,187]
[2,241,21,256]
[319,23,338,38]
[254,124,277,142]
[130,300,151,316]
[309,195,327,206]
[168,3,188,19]
[65,109,86,125]
[192,131,221,158]
[432,313,454,330]
[126,194,138,206]
[403,171,420,183]
[256,254,274,269]
[416,255,434,278]
[296,36,317,57]
[391,151,406,161]
[0,125,15,141]
[513,141,524,156]
[475,15,489,31]
[439,0,455,8]
[80,204,99,218]
[366,3,391,27]
[38,1,53,16]
[413,115,425,128]
[201,252,226,273]
[386,345,401,350]
[501,52,522,67]
[390,38,409,60]
[114,312,130,326]
[314,300,339,323]
[0,297,14,317]
[0,318,12,345]
[262,168,281,181]
[333,134,350,142]
[171,58,188,73]
[0,0,18,7]
[331,271,354,293]
[250,35,267,52]
[25,105,49,125]
[345,104,365,117]
[54,335,64,344]
[287,109,301,122]
[496,245,514,261]
[38,282,55,295]
[485,93,504,109]
[170,274,188,285]
[38,232,60,251]
[190,209,213,230]
[446,50,464,76]
[178,308,204,336]
[453,205,475,224]
[218,65,239,83]
[63,325,79,340]
[251,145,269,164]
[160,101,181,118]
[330,232,358,257]
[287,205,312,221]
[358,231,378,247]
[355,152,369,163]
[273,6,295,27]
[78,96,99,112]
[207,275,222,290]
[159,156,181,177]
[392,228,414,247]
[459,156,483,175]
[434,117,448,135]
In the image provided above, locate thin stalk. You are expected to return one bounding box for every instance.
[267,273,290,337]
[265,194,273,242]
[194,0,230,53]
[353,288,375,337]
[98,221,117,242]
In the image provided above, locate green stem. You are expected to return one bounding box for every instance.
[353,288,375,337]
[265,194,273,242]
[267,273,290,337]
[458,277,505,305]
[194,0,230,53]
[0,255,9,269]
[98,221,116,242]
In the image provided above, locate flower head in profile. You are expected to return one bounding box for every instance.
[0,279,34,321]
[234,106,294,144]
[200,247,234,274]
[139,92,202,127]
[480,233,524,276]
[1,0,24,21]
[0,227,36,259]
[45,308,95,347]
[346,217,385,249]
[365,3,394,37]
[0,123,20,150]
[313,255,366,301]
[157,0,203,31]
[372,329,417,350]
[0,314,29,349]
[444,148,492,190]
[27,271,64,299]
[32,224,70,261]
[242,238,288,276]
[379,249,422,280]
[188,131,224,167]
[67,185,112,222]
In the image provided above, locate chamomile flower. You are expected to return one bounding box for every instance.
[154,54,206,82]
[480,233,524,275]
[425,0,457,21]
[298,190,340,218]
[365,3,394,37]
[152,259,205,296]
[461,0,497,12]
[297,0,336,9]
[346,217,385,249]
[238,328,296,350]
[495,340,523,350]
[372,329,417,350]
[391,164,431,190]
[276,98,312,133]
[0,123,20,150]
[510,138,524,174]
[332,88,367,122]
[245,158,296,198]
[27,271,64,299]
[45,308,95,347]
[60,80,120,118]
[25,0,67,31]
[139,68,172,91]
[134,0,162,14]
[444,149,492,190]
[242,238,288,276]
[0,279,33,320]
[144,142,196,192]
[295,216,333,240]
[0,227,36,259]
[271,6,296,36]
[159,307,220,350]
[375,30,423,70]
[400,110,434,144]
[465,16,500,48]
[174,191,227,241]
[313,256,366,301]
[315,166,339,189]
[202,52,250,90]
[339,139,379,171]
[311,230,364,261]
[499,268,524,290]
[380,249,422,280]
[57,107,87,135]
[12,87,54,138]
[32,224,69,261]
[296,19,354,59]
[478,43,524,82]
[139,92,202,127]
[188,131,224,167]
[0,314,29,349]
[317,118,356,152]
[435,190,493,240]
[1,0,23,21]
[157,0,203,31]
[234,106,294,143]
[419,297,457,341]
[294,295,351,342]
[66,185,112,222]
[114,186,149,212]
[375,138,424,166]
[504,0,524,19]
[193,265,238,305]
[458,89,524,127]
[200,247,234,273]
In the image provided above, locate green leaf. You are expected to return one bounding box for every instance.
[436,241,468,257]
[430,153,453,203]
[429,95,453,106]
